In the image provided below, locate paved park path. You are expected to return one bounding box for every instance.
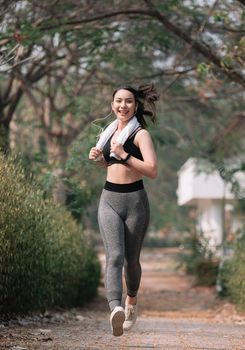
[1,247,245,349]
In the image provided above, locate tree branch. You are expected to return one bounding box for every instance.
[208,112,245,155]
[38,10,152,31]
[36,4,245,87]
[133,67,196,81]
[3,76,14,102]
[5,88,23,125]
[142,0,245,87]
[3,4,244,86]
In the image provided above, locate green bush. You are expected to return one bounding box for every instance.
[0,155,100,314]
[194,259,219,286]
[228,229,245,310]
[178,231,219,286]
[216,258,233,297]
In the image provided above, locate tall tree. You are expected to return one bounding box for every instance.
[1,0,244,225]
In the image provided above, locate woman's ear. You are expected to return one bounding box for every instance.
[135,103,138,113]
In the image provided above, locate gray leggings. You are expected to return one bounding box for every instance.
[98,181,150,311]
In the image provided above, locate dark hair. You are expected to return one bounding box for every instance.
[112,84,159,128]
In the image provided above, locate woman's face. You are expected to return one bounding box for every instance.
[112,89,137,122]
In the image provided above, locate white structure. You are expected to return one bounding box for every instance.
[177,158,244,250]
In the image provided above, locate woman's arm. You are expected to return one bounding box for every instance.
[111,130,157,179]
[128,129,157,179]
[88,147,108,168]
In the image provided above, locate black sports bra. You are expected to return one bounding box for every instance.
[102,127,143,165]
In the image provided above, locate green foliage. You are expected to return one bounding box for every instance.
[1,0,244,236]
[221,55,233,69]
[241,10,245,21]
[197,62,211,77]
[228,229,245,310]
[0,155,100,314]
[155,1,182,11]
[19,21,43,46]
[216,258,233,297]
[65,179,94,221]
[178,230,219,286]
[213,12,227,23]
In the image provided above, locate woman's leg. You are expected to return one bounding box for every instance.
[124,189,150,299]
[122,189,149,331]
[98,190,125,311]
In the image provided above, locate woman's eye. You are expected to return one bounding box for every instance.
[115,99,134,104]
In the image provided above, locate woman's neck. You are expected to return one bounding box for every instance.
[117,119,131,131]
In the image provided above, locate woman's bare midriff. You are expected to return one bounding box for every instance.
[106,163,142,184]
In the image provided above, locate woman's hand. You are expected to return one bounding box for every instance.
[88,147,102,161]
[110,142,127,160]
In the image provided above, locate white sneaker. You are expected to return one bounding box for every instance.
[123,303,138,331]
[110,306,125,337]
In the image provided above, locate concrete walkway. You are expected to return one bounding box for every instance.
[0,248,245,349]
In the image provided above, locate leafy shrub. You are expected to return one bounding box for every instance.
[228,229,245,310]
[194,259,219,286]
[65,179,94,222]
[216,258,233,297]
[0,155,100,314]
[178,231,219,286]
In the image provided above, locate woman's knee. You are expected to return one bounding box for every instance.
[108,252,124,268]
[124,258,140,272]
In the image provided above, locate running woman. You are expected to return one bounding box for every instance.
[89,84,158,336]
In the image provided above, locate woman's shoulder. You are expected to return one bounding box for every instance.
[135,128,151,139]
[134,128,153,148]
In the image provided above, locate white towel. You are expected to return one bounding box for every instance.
[95,116,140,159]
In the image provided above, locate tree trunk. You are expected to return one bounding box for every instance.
[0,122,10,154]
[46,137,69,205]
[52,172,68,205]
